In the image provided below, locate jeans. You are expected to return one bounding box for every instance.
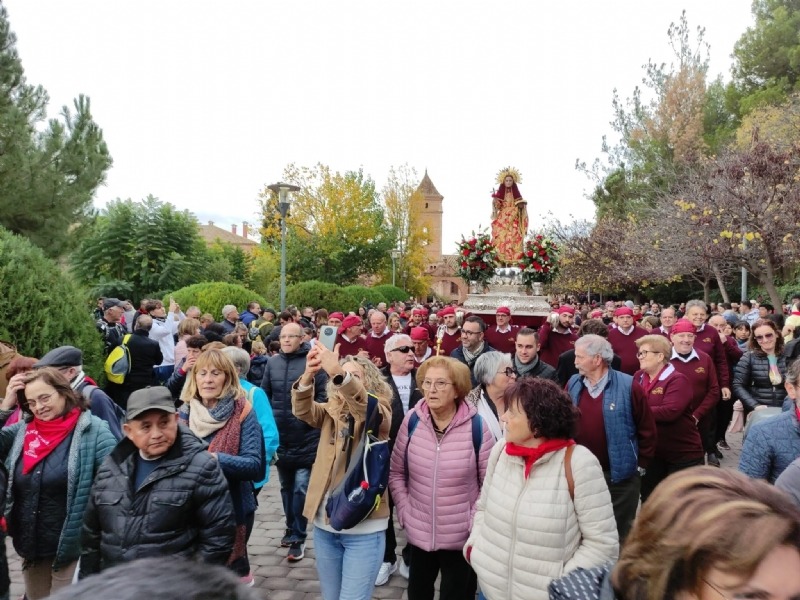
[604,472,641,544]
[314,527,385,600]
[276,464,311,542]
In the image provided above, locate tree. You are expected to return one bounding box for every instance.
[71,196,206,301]
[734,92,800,150]
[381,165,431,298]
[0,6,112,257]
[258,163,393,285]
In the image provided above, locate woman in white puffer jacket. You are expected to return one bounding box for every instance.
[465,378,618,600]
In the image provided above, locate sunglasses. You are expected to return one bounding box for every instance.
[754,333,775,341]
[391,346,413,354]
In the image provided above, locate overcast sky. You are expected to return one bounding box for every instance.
[5,1,754,254]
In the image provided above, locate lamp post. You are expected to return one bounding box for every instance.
[267,182,301,311]
[391,248,400,287]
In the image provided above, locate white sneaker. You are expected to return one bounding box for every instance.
[375,561,398,586]
[398,559,410,579]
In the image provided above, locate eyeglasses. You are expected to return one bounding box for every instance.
[390,346,413,354]
[499,367,516,378]
[26,392,57,408]
[636,350,662,358]
[754,332,775,341]
[421,380,453,391]
[461,330,482,337]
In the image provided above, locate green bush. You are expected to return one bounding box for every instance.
[167,282,267,321]
[0,228,105,378]
[372,284,408,304]
[342,285,385,309]
[286,281,338,311]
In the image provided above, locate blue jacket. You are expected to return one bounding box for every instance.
[240,378,279,488]
[567,370,639,483]
[739,409,800,483]
[0,412,116,569]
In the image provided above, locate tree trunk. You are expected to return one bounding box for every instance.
[702,276,711,305]
[712,262,730,304]
[759,255,783,310]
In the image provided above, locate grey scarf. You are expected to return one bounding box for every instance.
[514,355,539,378]
[462,342,485,365]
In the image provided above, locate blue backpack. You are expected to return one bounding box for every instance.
[325,394,390,531]
[404,412,483,483]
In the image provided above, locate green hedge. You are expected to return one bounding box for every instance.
[342,285,385,309]
[167,282,268,321]
[0,228,105,378]
[371,284,408,304]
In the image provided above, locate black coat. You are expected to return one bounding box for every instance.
[261,343,327,467]
[450,344,497,386]
[733,350,788,409]
[80,424,235,575]
[514,356,560,383]
[381,366,423,453]
[126,329,163,386]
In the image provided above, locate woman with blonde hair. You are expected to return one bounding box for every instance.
[179,349,266,585]
[549,467,800,600]
[292,344,392,600]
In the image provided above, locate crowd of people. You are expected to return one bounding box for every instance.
[0,292,799,599]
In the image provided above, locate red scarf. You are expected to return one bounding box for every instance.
[505,439,575,478]
[22,408,81,474]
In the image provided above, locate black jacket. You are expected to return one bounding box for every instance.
[126,329,163,386]
[80,424,235,575]
[514,356,560,383]
[261,343,327,467]
[733,350,788,409]
[450,344,497,386]
[381,366,423,453]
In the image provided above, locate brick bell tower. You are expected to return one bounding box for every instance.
[414,170,443,265]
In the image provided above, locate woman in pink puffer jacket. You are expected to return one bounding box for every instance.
[388,356,495,600]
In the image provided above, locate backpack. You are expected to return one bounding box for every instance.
[104,333,132,384]
[404,412,483,483]
[325,394,390,530]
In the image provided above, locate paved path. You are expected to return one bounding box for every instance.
[5,431,745,599]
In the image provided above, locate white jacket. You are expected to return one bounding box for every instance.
[466,442,618,600]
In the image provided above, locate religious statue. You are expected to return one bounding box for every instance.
[490,167,528,265]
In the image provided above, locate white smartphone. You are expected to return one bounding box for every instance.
[318,325,337,351]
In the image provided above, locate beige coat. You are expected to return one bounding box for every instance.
[292,373,391,522]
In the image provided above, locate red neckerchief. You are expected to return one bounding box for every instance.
[23,408,81,474]
[505,439,575,478]
[640,365,669,395]
[796,406,800,422]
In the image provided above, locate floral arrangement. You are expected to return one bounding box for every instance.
[456,231,498,284]
[518,234,560,285]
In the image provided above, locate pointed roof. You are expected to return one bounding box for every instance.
[416,169,443,200]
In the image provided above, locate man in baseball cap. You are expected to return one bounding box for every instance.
[81,386,235,576]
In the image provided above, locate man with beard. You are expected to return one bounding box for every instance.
[451,316,496,385]
[433,306,460,357]
[538,305,579,368]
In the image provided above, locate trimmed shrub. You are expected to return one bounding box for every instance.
[286,281,337,311]
[342,285,385,309]
[372,284,409,304]
[0,228,105,378]
[167,282,267,322]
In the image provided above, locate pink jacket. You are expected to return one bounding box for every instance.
[388,398,494,551]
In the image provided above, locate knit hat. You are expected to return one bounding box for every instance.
[557,305,575,315]
[589,309,603,319]
[328,312,345,321]
[339,315,362,332]
[614,307,633,317]
[670,319,697,336]
[410,326,429,341]
[438,306,456,317]
[412,309,426,317]
[496,306,511,316]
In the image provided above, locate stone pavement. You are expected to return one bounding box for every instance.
[5,431,745,599]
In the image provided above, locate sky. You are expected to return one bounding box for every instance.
[5,1,755,255]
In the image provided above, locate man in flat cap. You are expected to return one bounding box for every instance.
[96,298,127,356]
[81,387,235,576]
[33,346,125,440]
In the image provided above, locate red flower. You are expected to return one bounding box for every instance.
[527,250,534,257]
[469,239,476,247]
[533,262,542,271]
[461,261,468,268]
[539,249,547,256]
[536,234,543,240]
[462,248,470,256]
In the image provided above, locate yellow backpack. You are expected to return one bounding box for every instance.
[104,334,132,384]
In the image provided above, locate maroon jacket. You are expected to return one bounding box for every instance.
[538,321,578,368]
[484,325,520,355]
[336,333,367,358]
[435,329,461,357]
[607,326,649,375]
[634,366,704,463]
[692,324,730,390]
[670,350,720,423]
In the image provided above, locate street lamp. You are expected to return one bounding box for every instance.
[267,181,301,311]
[391,248,401,287]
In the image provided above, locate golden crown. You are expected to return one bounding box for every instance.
[495,166,522,185]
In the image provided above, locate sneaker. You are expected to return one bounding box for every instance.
[717,440,731,451]
[287,541,305,562]
[398,559,410,579]
[375,561,397,586]
[280,529,292,547]
[707,452,721,468]
[240,573,255,587]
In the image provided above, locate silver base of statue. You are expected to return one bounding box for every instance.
[462,268,551,317]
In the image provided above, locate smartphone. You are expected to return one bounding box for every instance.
[318,325,337,351]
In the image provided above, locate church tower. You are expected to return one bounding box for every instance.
[414,170,443,265]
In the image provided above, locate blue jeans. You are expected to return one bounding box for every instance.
[276,465,310,542]
[314,527,385,600]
